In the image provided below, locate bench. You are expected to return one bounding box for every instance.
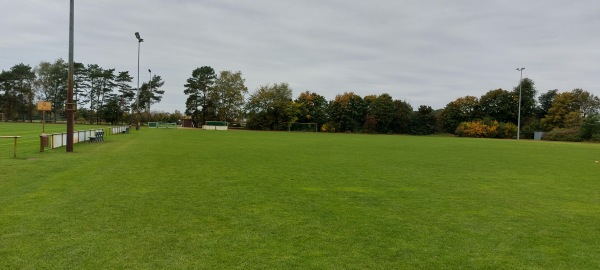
[88,130,104,143]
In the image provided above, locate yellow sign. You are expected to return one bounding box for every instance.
[37,101,52,111]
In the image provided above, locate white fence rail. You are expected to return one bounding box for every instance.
[46,126,129,150]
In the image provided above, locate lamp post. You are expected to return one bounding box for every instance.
[135,32,144,129]
[148,69,151,119]
[516,67,525,140]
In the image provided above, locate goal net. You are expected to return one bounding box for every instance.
[289,122,318,132]
[148,122,177,128]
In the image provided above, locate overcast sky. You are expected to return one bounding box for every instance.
[2,0,599,112]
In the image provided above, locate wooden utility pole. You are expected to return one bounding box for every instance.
[66,0,75,152]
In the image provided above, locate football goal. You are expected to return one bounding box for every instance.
[203,121,228,130]
[148,122,177,128]
[289,122,318,132]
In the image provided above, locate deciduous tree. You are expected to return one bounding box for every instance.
[34,59,68,121]
[542,89,600,130]
[409,105,437,135]
[513,78,537,122]
[441,96,481,133]
[392,100,413,134]
[295,91,328,130]
[537,89,558,119]
[479,88,515,123]
[367,93,395,133]
[212,70,248,122]
[246,83,294,130]
[329,92,366,133]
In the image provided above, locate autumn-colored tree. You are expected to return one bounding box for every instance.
[294,91,328,130]
[441,96,482,133]
[541,89,600,130]
[329,92,366,132]
[455,120,516,139]
[536,89,558,119]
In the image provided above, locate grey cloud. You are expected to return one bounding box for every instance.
[1,0,599,112]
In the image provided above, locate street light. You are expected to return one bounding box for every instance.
[148,69,152,115]
[516,67,525,140]
[135,32,144,129]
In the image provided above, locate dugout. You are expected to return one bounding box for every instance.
[183,118,194,128]
[202,121,228,130]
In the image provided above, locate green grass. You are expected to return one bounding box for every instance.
[1,123,600,269]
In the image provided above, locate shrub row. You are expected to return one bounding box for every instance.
[541,128,600,142]
[455,120,517,139]
[542,128,582,142]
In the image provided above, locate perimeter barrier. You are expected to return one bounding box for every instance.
[43,125,130,150]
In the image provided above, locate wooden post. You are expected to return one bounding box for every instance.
[0,136,21,158]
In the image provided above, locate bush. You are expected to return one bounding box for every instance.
[542,128,582,142]
[321,122,336,133]
[455,120,516,139]
[497,122,517,139]
[456,121,493,138]
[580,114,600,141]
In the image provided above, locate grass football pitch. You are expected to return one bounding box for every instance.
[1,122,600,269]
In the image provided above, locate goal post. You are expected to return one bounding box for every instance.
[148,122,177,128]
[289,122,318,132]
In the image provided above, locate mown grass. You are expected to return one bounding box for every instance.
[1,123,600,269]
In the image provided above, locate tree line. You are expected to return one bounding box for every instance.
[183,66,600,141]
[0,60,165,124]
[4,60,599,141]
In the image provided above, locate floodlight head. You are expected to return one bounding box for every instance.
[135,32,143,42]
[148,69,151,73]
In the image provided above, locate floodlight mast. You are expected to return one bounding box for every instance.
[148,69,152,115]
[516,67,525,140]
[135,32,144,129]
